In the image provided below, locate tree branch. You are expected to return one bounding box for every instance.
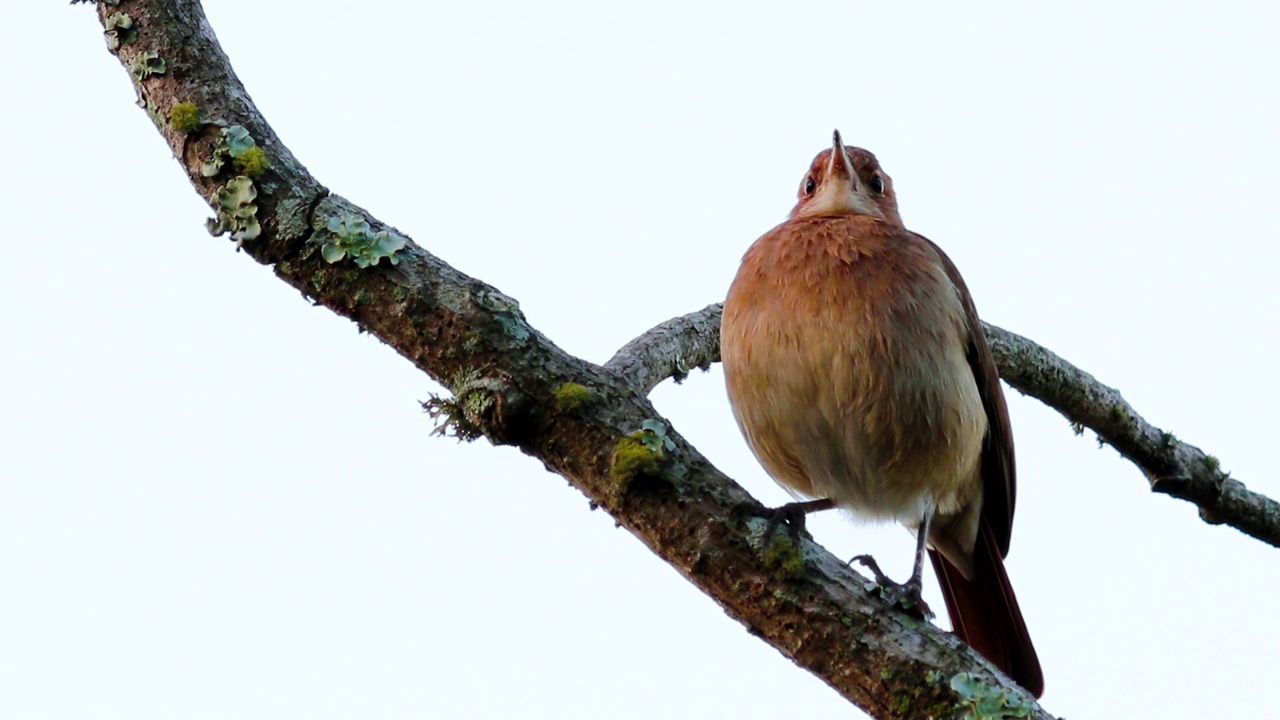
[85,2,1056,717]
[606,302,724,395]
[611,303,1280,548]
[986,325,1280,547]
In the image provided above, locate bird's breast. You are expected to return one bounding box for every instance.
[722,216,987,523]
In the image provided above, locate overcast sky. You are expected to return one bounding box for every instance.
[4,2,1279,718]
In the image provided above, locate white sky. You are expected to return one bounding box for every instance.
[4,2,1279,718]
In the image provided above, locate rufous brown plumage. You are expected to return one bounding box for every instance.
[721,131,1043,697]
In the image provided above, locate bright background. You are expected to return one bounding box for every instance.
[4,2,1278,718]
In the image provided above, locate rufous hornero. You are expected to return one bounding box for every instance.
[721,130,1043,697]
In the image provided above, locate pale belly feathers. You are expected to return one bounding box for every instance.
[722,219,988,530]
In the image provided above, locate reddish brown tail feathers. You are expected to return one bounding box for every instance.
[929,520,1044,698]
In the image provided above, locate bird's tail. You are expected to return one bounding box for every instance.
[929,519,1043,698]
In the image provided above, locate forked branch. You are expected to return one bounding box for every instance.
[611,303,1280,548]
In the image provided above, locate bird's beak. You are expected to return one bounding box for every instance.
[828,129,856,184]
[790,130,878,220]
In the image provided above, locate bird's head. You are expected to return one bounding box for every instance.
[790,130,902,226]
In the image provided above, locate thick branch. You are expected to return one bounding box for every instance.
[612,303,1280,548]
[86,2,1051,718]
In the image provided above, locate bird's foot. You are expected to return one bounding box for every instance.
[763,502,809,540]
[849,554,934,619]
[744,498,836,540]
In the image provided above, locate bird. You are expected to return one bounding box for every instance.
[720,130,1043,697]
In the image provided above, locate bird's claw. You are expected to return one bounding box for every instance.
[737,500,820,541]
[883,581,932,620]
[742,498,836,541]
[763,503,810,540]
[849,554,891,585]
[849,554,934,619]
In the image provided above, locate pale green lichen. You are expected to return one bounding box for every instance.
[104,13,136,50]
[636,419,686,480]
[950,673,1035,719]
[129,50,166,80]
[421,369,503,442]
[223,125,255,155]
[321,214,405,268]
[637,419,676,453]
[202,152,226,178]
[202,125,263,178]
[205,176,260,247]
[423,395,482,441]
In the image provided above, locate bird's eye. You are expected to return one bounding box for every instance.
[803,176,817,196]
[869,174,886,196]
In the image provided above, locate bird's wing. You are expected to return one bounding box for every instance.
[919,235,1016,557]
